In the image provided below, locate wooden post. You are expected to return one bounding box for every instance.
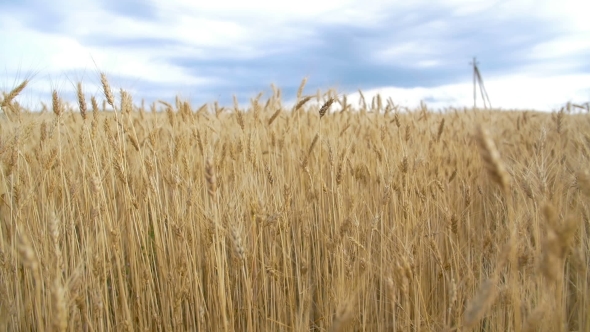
[470,57,478,108]
[469,57,491,109]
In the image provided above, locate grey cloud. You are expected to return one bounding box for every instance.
[4,0,588,109]
[1,1,67,33]
[98,0,160,21]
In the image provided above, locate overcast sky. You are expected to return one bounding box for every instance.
[1,0,589,111]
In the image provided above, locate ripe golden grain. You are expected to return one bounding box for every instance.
[293,95,313,112]
[205,156,217,198]
[267,108,281,126]
[475,124,510,193]
[319,98,335,119]
[100,73,115,108]
[1,80,28,109]
[52,90,61,117]
[1,78,589,331]
[77,82,87,120]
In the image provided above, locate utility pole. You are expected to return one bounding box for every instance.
[469,57,491,109]
[470,57,478,108]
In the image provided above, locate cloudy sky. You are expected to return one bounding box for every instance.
[1,0,589,111]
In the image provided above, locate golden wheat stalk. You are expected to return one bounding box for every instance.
[293,95,313,112]
[74,82,86,121]
[52,90,61,117]
[1,80,28,108]
[319,98,335,119]
[205,156,217,198]
[475,124,510,193]
[100,72,115,108]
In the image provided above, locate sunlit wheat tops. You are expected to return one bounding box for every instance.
[319,97,335,118]
[1,76,588,331]
[52,90,61,117]
[297,77,308,99]
[293,95,313,112]
[205,156,217,198]
[77,82,87,120]
[267,108,281,126]
[100,72,115,108]
[1,80,28,108]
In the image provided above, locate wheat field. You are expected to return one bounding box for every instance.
[0,75,589,331]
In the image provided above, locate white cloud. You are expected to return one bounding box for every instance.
[446,0,504,16]
[345,73,590,111]
[416,60,442,68]
[483,73,590,110]
[374,41,457,67]
[378,42,427,58]
[529,35,590,60]
[160,0,382,22]
[0,13,220,107]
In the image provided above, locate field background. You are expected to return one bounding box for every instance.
[1,77,589,331]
